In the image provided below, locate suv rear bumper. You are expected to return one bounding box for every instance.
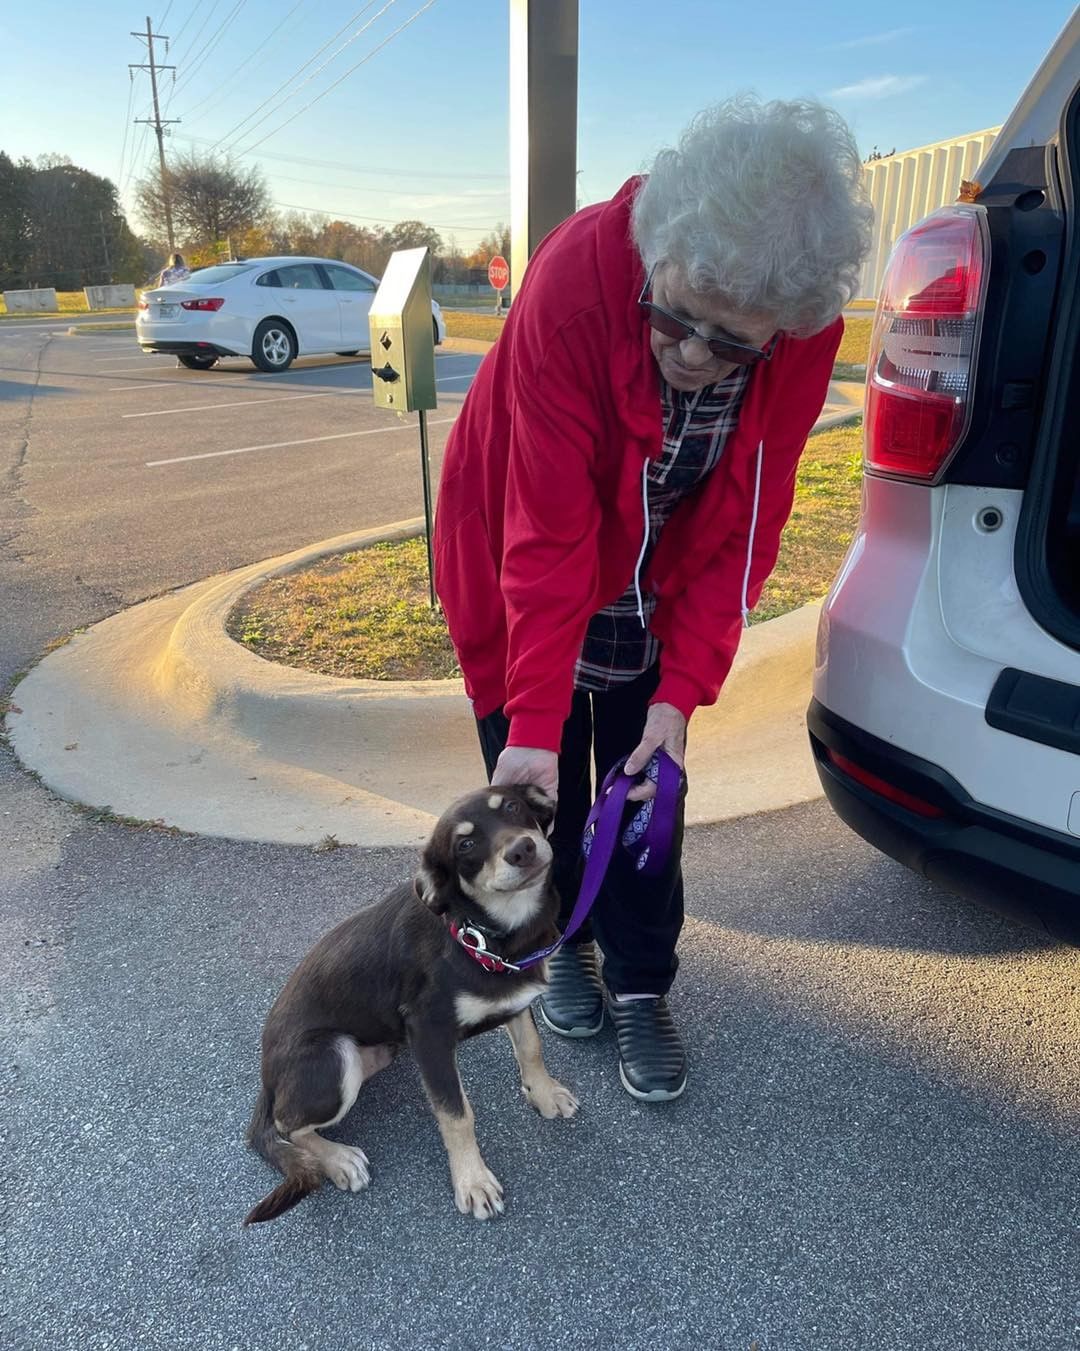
[808,698,1080,943]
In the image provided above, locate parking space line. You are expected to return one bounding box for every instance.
[89,364,184,375]
[109,375,280,393]
[95,358,173,367]
[146,417,455,466]
[108,382,179,392]
[124,390,363,419]
[436,375,474,384]
[108,378,277,393]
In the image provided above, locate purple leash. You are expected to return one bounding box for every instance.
[511,748,684,972]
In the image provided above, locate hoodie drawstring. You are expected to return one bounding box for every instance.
[633,437,764,633]
[633,458,650,627]
[740,440,764,628]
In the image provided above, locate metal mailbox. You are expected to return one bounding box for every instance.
[368,246,437,413]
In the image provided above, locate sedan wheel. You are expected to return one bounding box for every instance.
[252,319,297,372]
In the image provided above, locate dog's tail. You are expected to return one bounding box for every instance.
[243,1088,324,1226]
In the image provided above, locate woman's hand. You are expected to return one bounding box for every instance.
[491,746,560,800]
[624,702,687,801]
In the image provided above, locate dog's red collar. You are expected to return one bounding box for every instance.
[449,921,521,974]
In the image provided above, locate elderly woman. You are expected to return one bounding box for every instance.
[433,96,873,1102]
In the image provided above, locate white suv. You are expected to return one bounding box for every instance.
[810,12,1080,942]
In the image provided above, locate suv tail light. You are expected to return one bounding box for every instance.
[180,297,225,312]
[865,205,989,481]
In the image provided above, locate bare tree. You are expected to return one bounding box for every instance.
[136,150,270,249]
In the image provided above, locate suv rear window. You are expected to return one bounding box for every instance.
[186,264,254,285]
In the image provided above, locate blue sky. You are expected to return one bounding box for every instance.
[0,0,1073,244]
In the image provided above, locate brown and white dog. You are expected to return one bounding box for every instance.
[244,784,577,1225]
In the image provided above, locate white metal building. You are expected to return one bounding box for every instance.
[858,127,1001,299]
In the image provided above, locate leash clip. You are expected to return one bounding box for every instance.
[452,922,522,973]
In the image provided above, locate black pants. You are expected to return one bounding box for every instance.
[475,665,685,997]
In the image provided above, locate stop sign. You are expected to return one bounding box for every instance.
[488,255,510,291]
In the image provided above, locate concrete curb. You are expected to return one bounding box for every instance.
[7,510,826,847]
[66,322,136,334]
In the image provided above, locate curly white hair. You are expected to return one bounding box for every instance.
[631,95,874,336]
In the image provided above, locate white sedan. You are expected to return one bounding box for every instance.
[136,255,446,372]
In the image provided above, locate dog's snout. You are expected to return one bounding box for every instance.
[504,834,537,869]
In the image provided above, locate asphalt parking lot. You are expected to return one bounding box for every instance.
[2,324,479,614]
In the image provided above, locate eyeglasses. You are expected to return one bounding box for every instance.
[638,267,775,366]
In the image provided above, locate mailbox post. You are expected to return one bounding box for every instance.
[368,247,439,607]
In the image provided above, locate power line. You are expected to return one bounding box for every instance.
[122,117,152,196]
[116,74,136,190]
[168,0,204,52]
[216,0,399,156]
[175,133,507,181]
[164,0,219,103]
[176,0,310,122]
[271,198,496,235]
[238,1,440,156]
[157,1,174,27]
[258,167,509,204]
[207,1,386,154]
[169,0,247,101]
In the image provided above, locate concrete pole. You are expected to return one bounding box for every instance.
[509,0,578,301]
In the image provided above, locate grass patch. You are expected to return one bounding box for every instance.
[230,424,864,679]
[227,537,460,681]
[832,362,866,384]
[753,422,863,623]
[836,316,871,366]
[443,311,506,343]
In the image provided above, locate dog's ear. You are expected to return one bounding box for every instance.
[414,859,451,914]
[521,785,557,837]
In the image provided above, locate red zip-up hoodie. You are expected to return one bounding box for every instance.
[434,177,842,754]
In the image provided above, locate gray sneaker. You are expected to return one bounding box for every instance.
[538,942,605,1037]
[607,996,687,1102]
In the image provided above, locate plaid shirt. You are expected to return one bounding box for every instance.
[574,367,750,692]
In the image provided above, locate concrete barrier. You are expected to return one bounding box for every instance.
[3,288,58,313]
[84,284,136,310]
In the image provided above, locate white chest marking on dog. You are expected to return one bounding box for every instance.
[487,793,503,810]
[455,984,546,1029]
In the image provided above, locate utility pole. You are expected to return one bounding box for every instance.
[130,16,179,251]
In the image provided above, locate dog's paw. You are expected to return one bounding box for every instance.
[524,1076,579,1120]
[453,1164,505,1220]
[325,1143,371,1192]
